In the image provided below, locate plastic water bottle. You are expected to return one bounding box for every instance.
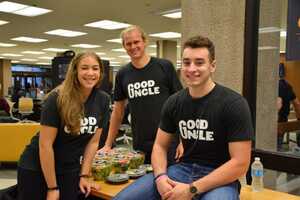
[251,157,264,192]
[238,174,247,187]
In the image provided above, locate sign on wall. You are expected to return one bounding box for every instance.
[286,0,300,61]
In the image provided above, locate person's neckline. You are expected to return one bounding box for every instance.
[187,81,217,100]
[130,55,151,69]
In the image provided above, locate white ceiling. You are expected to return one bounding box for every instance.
[0,0,181,66]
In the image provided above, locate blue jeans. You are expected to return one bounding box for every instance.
[113,163,240,200]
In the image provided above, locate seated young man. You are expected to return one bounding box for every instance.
[113,35,253,200]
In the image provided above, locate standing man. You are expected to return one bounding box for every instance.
[101,25,182,164]
[278,65,300,149]
[113,35,253,200]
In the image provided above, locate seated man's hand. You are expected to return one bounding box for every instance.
[162,180,193,200]
[155,175,174,197]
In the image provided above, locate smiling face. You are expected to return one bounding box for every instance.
[77,55,101,94]
[181,47,216,88]
[122,28,147,61]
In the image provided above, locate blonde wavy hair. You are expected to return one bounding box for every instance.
[49,52,104,134]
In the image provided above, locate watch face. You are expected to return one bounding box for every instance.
[190,185,198,194]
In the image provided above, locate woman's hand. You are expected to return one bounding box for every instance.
[79,177,100,198]
[46,189,59,200]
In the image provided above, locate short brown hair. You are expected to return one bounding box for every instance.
[183,35,215,62]
[120,25,148,44]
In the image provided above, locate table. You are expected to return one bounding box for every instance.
[91,180,134,200]
[91,182,300,200]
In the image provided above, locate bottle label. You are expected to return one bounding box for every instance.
[252,169,263,177]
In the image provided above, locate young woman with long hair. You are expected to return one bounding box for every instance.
[17,52,110,200]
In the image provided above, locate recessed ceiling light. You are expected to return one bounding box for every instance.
[0,20,9,26]
[118,55,130,58]
[11,36,47,43]
[0,1,52,17]
[106,38,122,43]
[0,42,17,47]
[70,44,101,48]
[38,56,53,60]
[96,52,106,56]
[85,20,130,30]
[14,6,52,17]
[0,1,27,12]
[11,60,20,63]
[149,32,181,39]
[149,53,156,56]
[43,48,69,52]
[45,29,87,37]
[1,53,23,57]
[0,56,4,59]
[22,51,45,55]
[163,11,182,19]
[36,62,51,65]
[101,57,115,60]
[111,48,126,52]
[21,58,38,61]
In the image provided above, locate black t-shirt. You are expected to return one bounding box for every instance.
[18,88,110,174]
[114,57,182,152]
[278,79,296,122]
[160,84,253,168]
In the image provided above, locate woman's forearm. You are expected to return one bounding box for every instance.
[39,145,57,188]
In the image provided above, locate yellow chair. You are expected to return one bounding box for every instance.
[0,123,40,162]
[18,97,34,122]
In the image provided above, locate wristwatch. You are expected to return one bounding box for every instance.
[189,182,198,195]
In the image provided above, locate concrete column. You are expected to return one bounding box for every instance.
[0,59,12,96]
[255,0,281,151]
[156,40,177,67]
[181,0,246,93]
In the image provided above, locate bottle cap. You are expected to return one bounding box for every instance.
[254,157,260,161]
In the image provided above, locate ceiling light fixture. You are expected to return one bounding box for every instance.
[43,48,69,52]
[21,58,38,61]
[70,44,101,48]
[0,42,17,47]
[11,36,47,43]
[106,38,122,43]
[111,48,126,52]
[11,60,20,63]
[0,1,52,17]
[0,20,9,26]
[85,20,130,30]
[161,9,182,19]
[22,51,45,55]
[36,62,51,65]
[1,53,23,57]
[45,29,87,37]
[149,32,181,39]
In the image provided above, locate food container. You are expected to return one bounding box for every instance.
[111,158,130,174]
[92,161,112,181]
[129,151,145,169]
